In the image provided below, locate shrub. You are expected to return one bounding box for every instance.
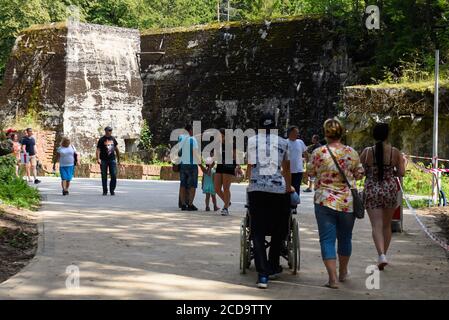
[0,178,40,209]
[0,155,40,209]
[0,155,16,183]
[138,120,152,151]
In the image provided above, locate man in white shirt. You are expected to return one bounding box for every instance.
[287,126,307,201]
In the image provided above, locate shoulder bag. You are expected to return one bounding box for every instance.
[72,145,78,166]
[326,145,365,219]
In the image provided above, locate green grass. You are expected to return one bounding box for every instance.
[0,155,40,209]
[403,163,449,197]
[0,178,40,209]
[403,198,431,209]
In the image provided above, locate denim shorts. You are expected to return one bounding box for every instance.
[180,164,198,189]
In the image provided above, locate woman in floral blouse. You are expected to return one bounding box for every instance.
[307,119,364,289]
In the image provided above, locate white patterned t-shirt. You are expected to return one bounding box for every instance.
[247,133,289,194]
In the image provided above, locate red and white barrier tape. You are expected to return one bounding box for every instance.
[406,158,449,174]
[419,167,449,174]
[398,179,449,252]
[406,155,449,163]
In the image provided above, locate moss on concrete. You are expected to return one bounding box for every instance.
[140,14,318,36]
[346,80,449,93]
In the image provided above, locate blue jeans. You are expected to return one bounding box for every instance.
[101,159,117,193]
[314,204,355,260]
[291,172,303,201]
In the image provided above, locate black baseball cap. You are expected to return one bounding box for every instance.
[259,113,276,129]
[105,126,113,131]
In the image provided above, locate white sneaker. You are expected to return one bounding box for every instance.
[221,208,230,216]
[378,254,388,270]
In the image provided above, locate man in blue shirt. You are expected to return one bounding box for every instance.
[21,128,41,184]
[178,124,202,211]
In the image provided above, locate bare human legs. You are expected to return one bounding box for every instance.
[323,259,338,288]
[338,255,350,282]
[205,193,218,211]
[61,180,71,195]
[367,208,395,269]
[25,162,32,182]
[214,173,232,208]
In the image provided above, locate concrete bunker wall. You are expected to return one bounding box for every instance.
[140,17,354,145]
[0,23,68,132]
[0,22,143,156]
[64,22,143,155]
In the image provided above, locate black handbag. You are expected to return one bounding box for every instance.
[72,145,78,166]
[327,145,365,219]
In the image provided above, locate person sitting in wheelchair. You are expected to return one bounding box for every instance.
[246,113,295,289]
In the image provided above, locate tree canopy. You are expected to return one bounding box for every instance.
[0,0,448,86]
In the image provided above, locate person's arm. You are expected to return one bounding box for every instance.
[115,148,120,164]
[96,138,102,165]
[306,150,317,178]
[282,141,293,193]
[396,148,406,177]
[352,150,365,181]
[246,138,256,181]
[53,152,60,170]
[114,139,120,163]
[359,148,368,166]
[74,146,81,166]
[34,142,38,159]
[96,148,101,165]
[282,159,292,193]
[192,138,203,166]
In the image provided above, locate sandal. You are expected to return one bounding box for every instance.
[324,282,339,289]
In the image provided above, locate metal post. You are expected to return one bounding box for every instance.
[432,49,440,205]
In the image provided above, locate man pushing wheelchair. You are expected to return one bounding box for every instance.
[246,113,297,289]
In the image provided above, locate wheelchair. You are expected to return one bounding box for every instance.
[240,197,300,275]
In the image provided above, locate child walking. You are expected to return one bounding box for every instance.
[203,157,219,211]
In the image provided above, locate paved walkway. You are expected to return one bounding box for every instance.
[0,177,448,299]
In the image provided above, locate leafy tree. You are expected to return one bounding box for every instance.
[0,0,448,86]
[138,120,152,151]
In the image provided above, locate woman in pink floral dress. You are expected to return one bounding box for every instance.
[307,119,364,289]
[360,123,406,271]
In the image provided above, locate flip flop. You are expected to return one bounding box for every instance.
[324,282,339,289]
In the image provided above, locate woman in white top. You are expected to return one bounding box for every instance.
[53,137,80,196]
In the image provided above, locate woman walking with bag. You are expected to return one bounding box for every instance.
[53,137,80,196]
[360,123,406,270]
[307,119,364,289]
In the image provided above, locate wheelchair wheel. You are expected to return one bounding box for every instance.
[240,216,251,274]
[291,217,300,274]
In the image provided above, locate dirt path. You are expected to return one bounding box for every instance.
[0,177,448,299]
[0,205,39,283]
